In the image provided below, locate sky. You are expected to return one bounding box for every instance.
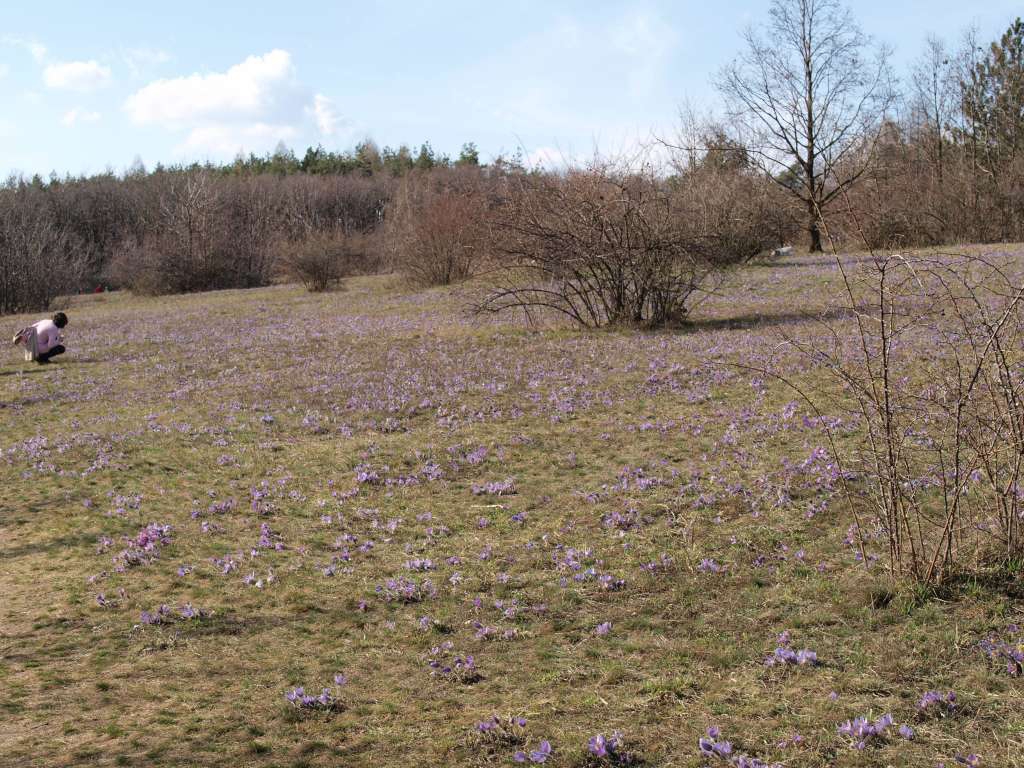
[1,0,1019,177]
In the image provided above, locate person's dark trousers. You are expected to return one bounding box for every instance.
[36,345,65,363]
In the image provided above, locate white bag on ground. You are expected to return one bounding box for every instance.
[12,326,39,361]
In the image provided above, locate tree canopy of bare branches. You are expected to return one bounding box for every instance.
[715,0,896,252]
[0,185,86,314]
[476,162,758,328]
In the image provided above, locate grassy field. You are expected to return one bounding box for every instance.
[1,251,1022,768]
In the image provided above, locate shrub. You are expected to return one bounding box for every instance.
[785,251,1024,584]
[386,168,488,287]
[671,158,799,262]
[276,230,373,292]
[476,160,763,328]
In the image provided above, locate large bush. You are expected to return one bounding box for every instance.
[476,162,775,328]
[385,168,489,287]
[277,230,378,292]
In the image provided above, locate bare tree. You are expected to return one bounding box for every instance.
[715,0,895,252]
[910,36,959,184]
[0,185,86,314]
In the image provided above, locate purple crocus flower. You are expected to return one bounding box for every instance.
[529,741,552,763]
[698,727,732,758]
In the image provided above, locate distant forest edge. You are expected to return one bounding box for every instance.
[0,8,1021,319]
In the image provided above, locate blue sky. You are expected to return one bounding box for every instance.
[1,0,1019,177]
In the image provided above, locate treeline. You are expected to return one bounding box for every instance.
[835,19,1024,249]
[0,10,1021,321]
[705,11,1024,253]
[0,137,529,314]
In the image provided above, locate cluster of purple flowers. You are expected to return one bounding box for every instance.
[940,754,981,767]
[836,712,913,750]
[698,727,733,760]
[602,508,641,531]
[427,641,479,683]
[763,631,818,667]
[597,574,626,591]
[613,466,662,493]
[514,740,551,763]
[918,690,957,717]
[639,553,673,574]
[285,673,347,712]
[242,569,275,588]
[191,497,236,519]
[698,727,781,768]
[404,558,435,571]
[472,478,517,496]
[473,713,527,747]
[354,465,382,485]
[471,622,518,641]
[140,603,206,625]
[256,522,285,551]
[978,625,1023,677]
[376,577,436,603]
[697,558,725,574]
[113,523,172,571]
[211,554,238,574]
[463,445,489,465]
[588,731,634,764]
[109,493,143,516]
[249,482,276,515]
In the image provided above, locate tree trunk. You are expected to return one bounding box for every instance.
[808,200,823,252]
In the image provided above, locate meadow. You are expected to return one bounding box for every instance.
[1,250,1021,768]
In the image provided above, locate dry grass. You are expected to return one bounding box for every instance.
[0,252,1021,767]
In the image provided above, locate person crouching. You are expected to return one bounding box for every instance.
[12,312,68,364]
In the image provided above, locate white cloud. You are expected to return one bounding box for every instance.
[308,93,342,136]
[124,49,342,158]
[44,60,112,91]
[125,49,298,125]
[62,108,101,126]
